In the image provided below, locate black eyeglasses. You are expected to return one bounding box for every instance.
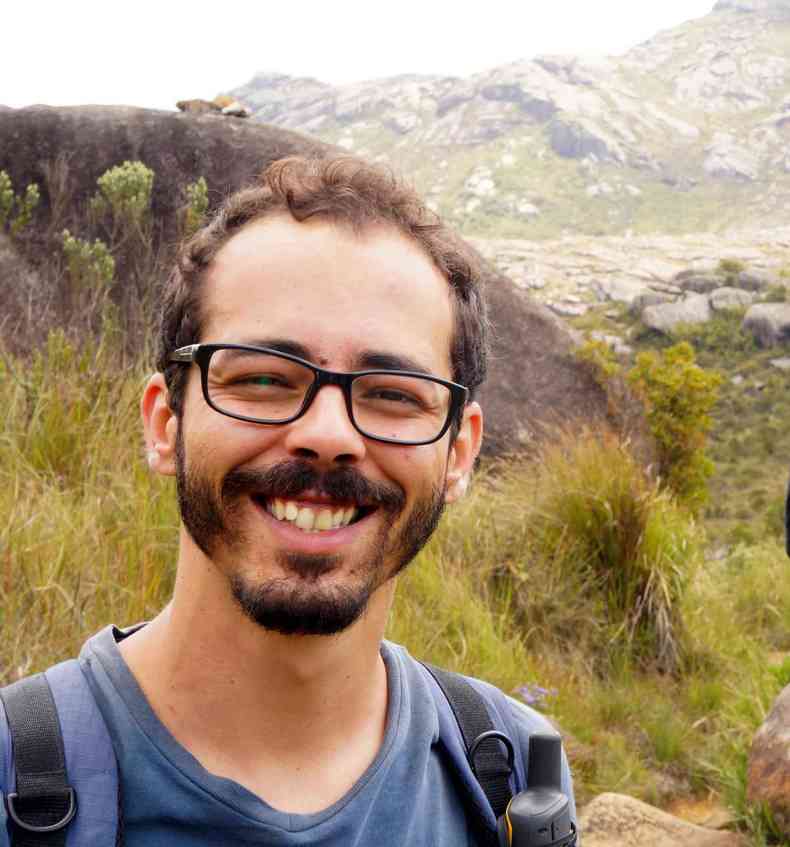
[169,344,469,446]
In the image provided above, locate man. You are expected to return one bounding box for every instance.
[1,156,575,845]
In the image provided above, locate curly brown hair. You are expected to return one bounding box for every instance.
[157,156,489,425]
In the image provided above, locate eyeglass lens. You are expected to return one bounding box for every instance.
[205,348,452,442]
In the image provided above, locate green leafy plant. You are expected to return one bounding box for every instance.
[61,229,115,290]
[575,337,620,384]
[628,342,722,512]
[672,311,755,357]
[0,171,15,228]
[0,171,41,236]
[90,161,154,237]
[718,258,745,277]
[522,428,696,671]
[183,177,209,237]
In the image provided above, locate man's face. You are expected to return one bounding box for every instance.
[169,216,481,636]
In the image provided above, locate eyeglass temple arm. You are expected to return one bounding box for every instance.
[169,345,200,363]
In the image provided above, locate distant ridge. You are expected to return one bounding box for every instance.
[228,2,790,239]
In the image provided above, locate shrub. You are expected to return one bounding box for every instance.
[672,311,755,356]
[762,283,788,303]
[521,428,696,671]
[575,337,620,384]
[718,258,745,276]
[90,161,154,238]
[627,342,721,512]
[0,171,12,226]
[61,230,115,290]
[183,177,209,237]
[0,171,41,236]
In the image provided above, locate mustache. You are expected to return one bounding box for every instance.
[221,460,406,513]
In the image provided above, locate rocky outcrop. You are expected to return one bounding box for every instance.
[549,118,625,163]
[472,229,789,321]
[742,303,790,346]
[714,0,790,17]
[709,287,754,310]
[0,105,611,459]
[579,793,747,847]
[704,133,760,181]
[643,294,712,333]
[747,683,790,838]
[176,99,221,114]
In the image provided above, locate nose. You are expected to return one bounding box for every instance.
[282,383,367,465]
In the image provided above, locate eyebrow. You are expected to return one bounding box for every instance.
[237,338,435,375]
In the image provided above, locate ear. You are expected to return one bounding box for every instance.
[444,401,483,504]
[141,373,178,477]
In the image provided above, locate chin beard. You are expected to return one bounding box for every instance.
[230,568,374,636]
[175,424,446,636]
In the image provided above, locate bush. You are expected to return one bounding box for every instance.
[436,428,698,672]
[90,161,154,238]
[521,428,696,671]
[672,311,755,357]
[0,171,40,236]
[61,230,115,290]
[628,342,721,512]
[183,177,209,237]
[718,258,745,276]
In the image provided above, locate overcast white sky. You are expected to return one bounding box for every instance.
[4,0,716,111]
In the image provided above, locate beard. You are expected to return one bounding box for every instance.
[174,426,446,636]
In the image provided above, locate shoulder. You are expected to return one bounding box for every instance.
[383,642,577,815]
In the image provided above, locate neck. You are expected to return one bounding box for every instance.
[119,533,395,808]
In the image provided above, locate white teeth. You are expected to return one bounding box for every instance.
[265,498,363,532]
[295,507,316,531]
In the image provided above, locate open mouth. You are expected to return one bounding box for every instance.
[251,496,375,533]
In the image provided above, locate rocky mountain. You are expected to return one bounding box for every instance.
[227,0,790,239]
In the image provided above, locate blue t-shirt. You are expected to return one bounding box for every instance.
[2,626,576,845]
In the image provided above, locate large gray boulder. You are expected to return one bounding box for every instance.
[593,277,651,306]
[709,287,754,311]
[579,793,747,847]
[0,105,611,459]
[643,294,712,334]
[679,275,725,294]
[747,683,790,839]
[742,303,790,346]
[737,271,773,291]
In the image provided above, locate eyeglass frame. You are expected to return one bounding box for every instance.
[168,343,470,446]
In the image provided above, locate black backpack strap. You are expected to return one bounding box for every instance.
[422,663,514,821]
[0,673,76,847]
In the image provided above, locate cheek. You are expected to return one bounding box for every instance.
[386,444,447,496]
[184,409,284,471]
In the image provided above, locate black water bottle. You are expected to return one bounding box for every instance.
[497,733,577,846]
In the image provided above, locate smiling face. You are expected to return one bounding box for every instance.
[146,215,482,636]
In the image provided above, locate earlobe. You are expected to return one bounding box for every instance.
[141,373,178,477]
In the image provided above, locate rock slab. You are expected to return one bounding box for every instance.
[742,303,790,346]
[643,294,712,333]
[747,683,790,839]
[579,793,748,847]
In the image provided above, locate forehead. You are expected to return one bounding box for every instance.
[201,216,455,376]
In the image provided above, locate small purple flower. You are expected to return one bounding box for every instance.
[516,683,558,710]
